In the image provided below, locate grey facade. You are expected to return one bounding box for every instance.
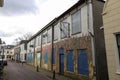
[92,0,109,80]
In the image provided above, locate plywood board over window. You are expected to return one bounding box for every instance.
[71,10,81,34]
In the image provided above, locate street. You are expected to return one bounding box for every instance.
[5,61,50,80]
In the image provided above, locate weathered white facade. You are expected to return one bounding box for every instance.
[26,0,108,80]
[20,43,27,62]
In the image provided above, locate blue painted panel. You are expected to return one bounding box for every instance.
[59,48,64,73]
[31,53,33,62]
[59,48,64,54]
[60,54,64,73]
[44,51,48,64]
[78,50,89,76]
[52,48,55,64]
[27,53,33,63]
[66,50,74,72]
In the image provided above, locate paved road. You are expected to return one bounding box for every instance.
[6,62,49,80]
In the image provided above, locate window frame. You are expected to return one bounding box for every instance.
[42,31,47,44]
[54,23,59,41]
[71,10,81,35]
[114,34,120,74]
[47,27,52,43]
[38,35,41,46]
[60,19,69,39]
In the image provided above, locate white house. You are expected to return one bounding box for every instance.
[19,40,27,62]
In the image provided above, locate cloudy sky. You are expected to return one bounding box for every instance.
[0,0,78,45]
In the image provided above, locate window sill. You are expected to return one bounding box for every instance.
[71,32,81,35]
[116,71,120,75]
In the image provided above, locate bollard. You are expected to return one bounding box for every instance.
[53,70,55,79]
[36,65,39,72]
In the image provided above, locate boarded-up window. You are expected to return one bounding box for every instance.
[71,10,81,34]
[47,28,52,43]
[42,31,47,44]
[54,24,59,40]
[60,19,69,38]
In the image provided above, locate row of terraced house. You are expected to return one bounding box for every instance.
[13,0,120,80]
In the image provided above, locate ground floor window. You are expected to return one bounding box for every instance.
[116,34,120,63]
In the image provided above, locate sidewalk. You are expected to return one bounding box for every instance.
[2,66,8,80]
[2,62,74,80]
[24,63,74,80]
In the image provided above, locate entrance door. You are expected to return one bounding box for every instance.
[78,50,89,76]
[59,48,64,74]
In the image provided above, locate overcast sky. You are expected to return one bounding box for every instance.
[0,0,78,45]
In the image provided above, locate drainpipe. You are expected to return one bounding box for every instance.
[33,38,36,67]
[52,22,57,80]
[51,25,54,71]
[87,0,95,79]
[40,33,42,68]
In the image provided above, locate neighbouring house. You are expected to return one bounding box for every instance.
[3,45,14,60]
[14,45,20,62]
[103,0,120,80]
[10,47,15,60]
[26,0,108,80]
[19,40,27,63]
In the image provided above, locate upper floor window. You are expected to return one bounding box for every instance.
[54,24,59,40]
[38,35,41,46]
[42,31,47,44]
[31,40,34,47]
[24,43,27,50]
[60,19,69,38]
[47,28,52,43]
[35,36,41,47]
[27,43,30,49]
[35,37,38,47]
[71,10,81,34]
